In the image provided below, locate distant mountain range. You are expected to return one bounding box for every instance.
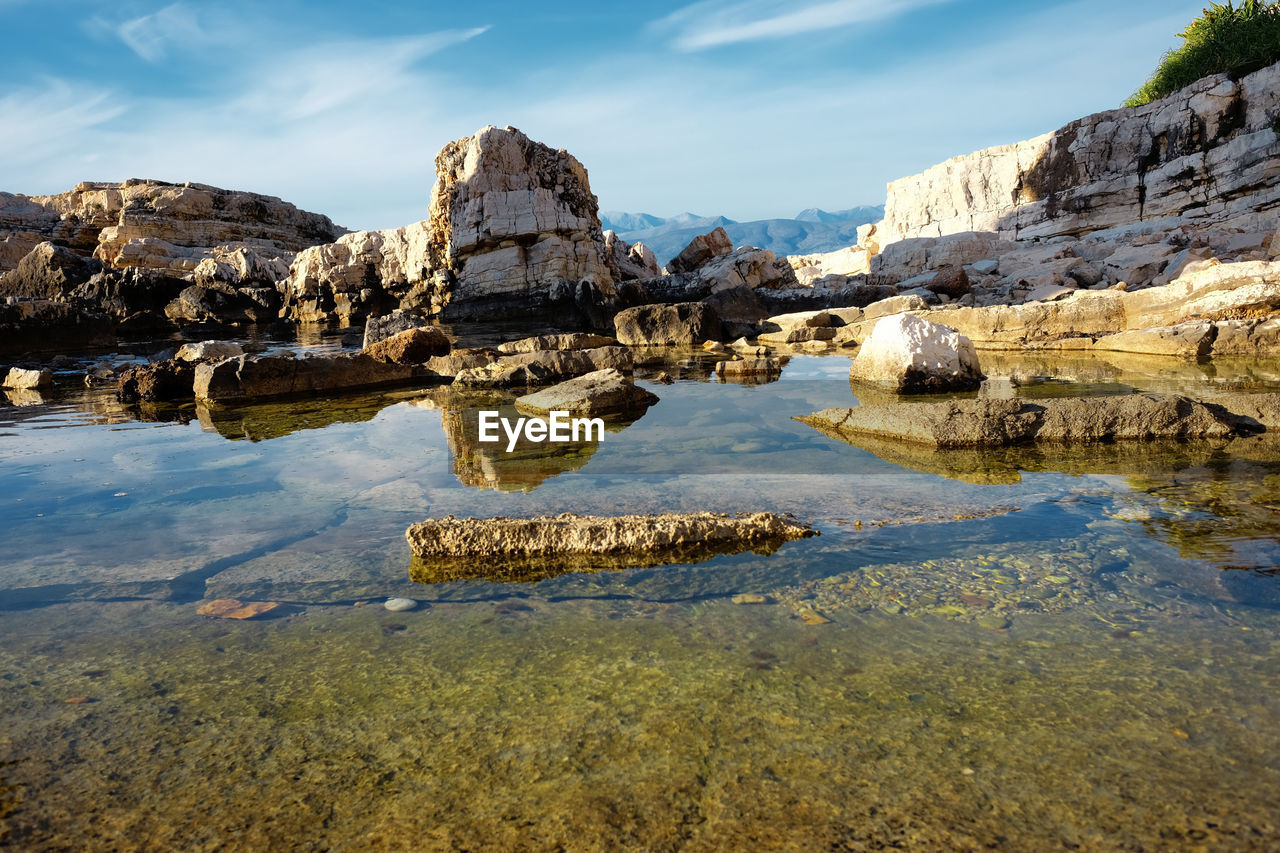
[599,206,884,266]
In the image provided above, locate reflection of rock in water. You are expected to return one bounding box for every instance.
[439,403,634,492]
[815,415,1280,584]
[4,388,47,406]
[195,395,394,441]
[409,538,800,584]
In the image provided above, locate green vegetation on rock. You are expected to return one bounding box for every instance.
[1125,0,1280,107]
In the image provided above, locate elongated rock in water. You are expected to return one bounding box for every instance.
[800,394,1238,449]
[405,511,816,582]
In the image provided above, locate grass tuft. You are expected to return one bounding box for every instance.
[1125,1,1280,107]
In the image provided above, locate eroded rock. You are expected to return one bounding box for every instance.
[405,511,816,581]
[801,394,1238,448]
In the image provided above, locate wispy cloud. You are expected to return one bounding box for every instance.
[655,0,953,51]
[117,2,205,62]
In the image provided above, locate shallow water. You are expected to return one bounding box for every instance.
[2,340,1279,850]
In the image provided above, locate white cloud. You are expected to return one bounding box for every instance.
[0,79,124,165]
[656,0,953,51]
[117,3,204,62]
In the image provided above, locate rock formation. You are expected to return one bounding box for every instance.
[404,511,816,580]
[613,302,723,346]
[849,314,983,393]
[0,180,343,278]
[877,62,1280,244]
[514,368,658,417]
[801,394,1238,448]
[428,125,615,320]
[279,125,618,326]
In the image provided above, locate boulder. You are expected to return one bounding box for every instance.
[2,367,52,389]
[760,310,840,332]
[497,333,617,354]
[116,360,196,402]
[175,341,246,363]
[363,309,432,348]
[666,226,733,274]
[514,368,659,417]
[849,314,983,393]
[757,326,839,345]
[193,353,429,402]
[925,267,971,298]
[700,284,769,327]
[164,284,275,324]
[714,358,783,379]
[453,346,632,388]
[613,302,723,346]
[801,394,1238,448]
[363,327,451,364]
[0,242,101,299]
[282,224,440,326]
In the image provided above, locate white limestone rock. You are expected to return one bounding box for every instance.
[175,341,245,362]
[849,314,983,394]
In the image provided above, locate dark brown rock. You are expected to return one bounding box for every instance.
[613,302,723,346]
[117,359,196,402]
[0,242,101,299]
[363,327,451,364]
[926,267,971,298]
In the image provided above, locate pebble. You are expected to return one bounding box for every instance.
[384,597,418,612]
[731,593,771,605]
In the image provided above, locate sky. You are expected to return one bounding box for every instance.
[0,0,1209,231]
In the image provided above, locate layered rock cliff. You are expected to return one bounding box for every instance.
[0,179,345,276]
[877,61,1280,245]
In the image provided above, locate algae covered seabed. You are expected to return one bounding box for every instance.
[2,343,1280,850]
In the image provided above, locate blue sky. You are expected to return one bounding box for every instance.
[0,0,1207,231]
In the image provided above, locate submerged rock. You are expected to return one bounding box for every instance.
[850,313,983,393]
[514,368,658,417]
[405,511,817,582]
[801,393,1239,448]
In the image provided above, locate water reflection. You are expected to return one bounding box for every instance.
[428,390,645,492]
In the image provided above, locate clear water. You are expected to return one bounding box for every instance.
[2,341,1279,850]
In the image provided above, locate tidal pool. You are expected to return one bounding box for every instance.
[2,338,1279,850]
